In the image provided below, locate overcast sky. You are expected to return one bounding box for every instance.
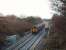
[0,0,52,19]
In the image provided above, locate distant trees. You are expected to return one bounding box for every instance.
[22,16,43,25]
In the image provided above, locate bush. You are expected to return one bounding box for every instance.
[45,15,66,50]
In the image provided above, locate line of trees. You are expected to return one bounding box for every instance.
[0,15,43,42]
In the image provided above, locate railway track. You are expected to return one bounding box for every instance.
[6,33,32,50]
[6,29,46,50]
[14,35,34,50]
[19,31,43,50]
[30,30,48,50]
[15,29,45,50]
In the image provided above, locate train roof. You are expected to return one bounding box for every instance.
[34,22,44,27]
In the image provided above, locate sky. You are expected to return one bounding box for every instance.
[0,0,53,19]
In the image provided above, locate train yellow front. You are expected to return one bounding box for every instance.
[31,23,45,34]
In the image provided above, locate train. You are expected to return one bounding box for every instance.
[31,23,45,34]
